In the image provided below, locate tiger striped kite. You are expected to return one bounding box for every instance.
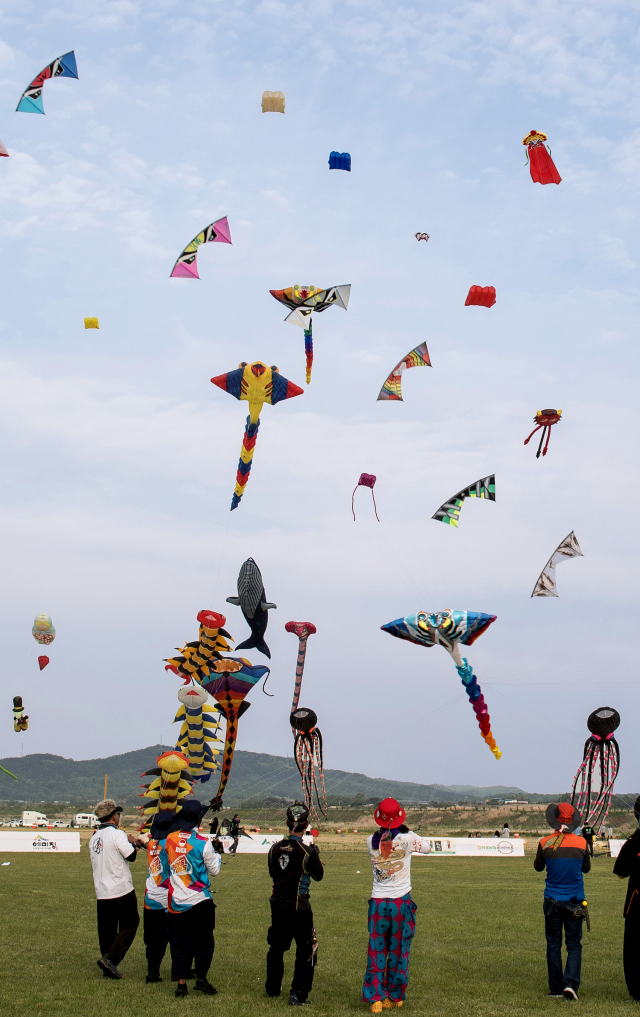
[432,475,495,527]
[377,342,432,400]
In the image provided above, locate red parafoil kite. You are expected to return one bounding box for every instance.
[524,409,562,458]
[523,130,561,185]
[465,286,495,308]
[352,473,379,521]
[37,656,49,671]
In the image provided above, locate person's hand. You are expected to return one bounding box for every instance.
[127,833,142,846]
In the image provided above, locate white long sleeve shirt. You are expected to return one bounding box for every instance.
[367,831,432,899]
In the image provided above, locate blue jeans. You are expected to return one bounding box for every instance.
[543,898,583,992]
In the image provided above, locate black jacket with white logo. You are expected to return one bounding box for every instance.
[267,834,324,910]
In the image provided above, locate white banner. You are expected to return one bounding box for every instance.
[609,839,624,858]
[210,833,313,854]
[0,831,81,853]
[413,837,525,857]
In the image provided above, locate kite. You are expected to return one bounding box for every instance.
[415,233,429,242]
[329,152,351,171]
[377,342,432,401]
[531,531,583,598]
[165,610,270,810]
[0,764,17,780]
[286,621,317,714]
[432,475,495,527]
[211,361,303,509]
[285,621,325,817]
[32,614,55,645]
[465,286,496,308]
[226,557,276,659]
[170,217,232,279]
[571,707,620,833]
[523,130,561,186]
[13,696,28,733]
[269,285,351,384]
[381,610,501,758]
[262,91,285,113]
[37,656,49,671]
[352,473,380,521]
[16,51,78,114]
[84,317,99,329]
[173,684,223,783]
[0,139,8,157]
[524,408,562,458]
[140,749,194,824]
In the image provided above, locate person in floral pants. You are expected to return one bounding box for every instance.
[361,799,432,1013]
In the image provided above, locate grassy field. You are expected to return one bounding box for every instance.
[0,839,632,1017]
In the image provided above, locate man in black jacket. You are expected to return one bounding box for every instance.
[265,803,324,1006]
[581,824,594,857]
[613,796,640,1001]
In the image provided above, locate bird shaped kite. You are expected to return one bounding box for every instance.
[269,285,351,383]
[352,473,379,521]
[524,408,562,458]
[531,531,583,597]
[381,610,501,758]
[465,286,496,308]
[211,361,303,509]
[170,218,232,278]
[12,696,28,733]
[432,475,495,527]
[16,51,78,114]
[523,130,561,185]
[377,342,432,401]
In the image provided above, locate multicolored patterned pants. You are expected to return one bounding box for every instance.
[362,895,417,1002]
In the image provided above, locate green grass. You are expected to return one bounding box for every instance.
[0,845,632,1016]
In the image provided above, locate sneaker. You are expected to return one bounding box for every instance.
[175,983,188,998]
[370,1004,384,1014]
[146,975,162,984]
[194,979,218,995]
[289,992,310,1005]
[267,990,282,998]
[97,957,122,980]
[563,987,579,1001]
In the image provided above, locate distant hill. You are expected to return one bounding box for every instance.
[0,745,564,807]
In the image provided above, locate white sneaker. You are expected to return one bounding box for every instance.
[563,987,579,1001]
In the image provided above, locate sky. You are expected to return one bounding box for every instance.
[0,0,638,798]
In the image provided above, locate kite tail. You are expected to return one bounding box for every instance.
[231,415,260,511]
[456,658,501,759]
[523,423,543,447]
[304,324,313,384]
[371,490,380,522]
[541,426,552,457]
[311,727,328,818]
[291,637,308,712]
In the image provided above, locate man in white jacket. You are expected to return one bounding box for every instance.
[89,799,141,979]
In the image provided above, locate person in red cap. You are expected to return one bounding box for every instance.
[362,798,432,1012]
[534,802,591,1001]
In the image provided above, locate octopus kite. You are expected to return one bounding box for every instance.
[381,610,501,759]
[286,621,326,817]
[523,130,561,186]
[571,707,620,833]
[211,361,303,509]
[524,408,562,458]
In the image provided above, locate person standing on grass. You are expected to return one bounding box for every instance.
[165,799,221,999]
[612,795,640,1002]
[362,798,432,1013]
[581,823,594,857]
[265,803,324,1006]
[229,813,241,855]
[139,811,179,984]
[534,802,590,1001]
[89,799,142,980]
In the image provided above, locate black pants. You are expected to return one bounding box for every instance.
[97,890,140,966]
[624,914,640,1000]
[265,908,316,1001]
[543,898,583,992]
[585,836,593,857]
[143,907,169,978]
[167,899,215,981]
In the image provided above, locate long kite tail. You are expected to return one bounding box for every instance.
[304,322,313,384]
[0,764,17,780]
[291,637,308,712]
[231,415,260,511]
[456,658,501,759]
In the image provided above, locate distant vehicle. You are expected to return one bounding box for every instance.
[50,821,67,828]
[21,811,49,827]
[71,813,99,828]
[503,800,529,805]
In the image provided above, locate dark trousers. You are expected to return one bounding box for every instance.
[97,889,140,966]
[624,915,640,1000]
[143,907,169,978]
[543,898,583,992]
[265,907,316,1001]
[585,836,593,857]
[167,899,215,981]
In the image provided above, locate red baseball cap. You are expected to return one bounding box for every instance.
[374,798,406,828]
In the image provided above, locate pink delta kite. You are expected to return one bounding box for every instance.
[170,218,232,279]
